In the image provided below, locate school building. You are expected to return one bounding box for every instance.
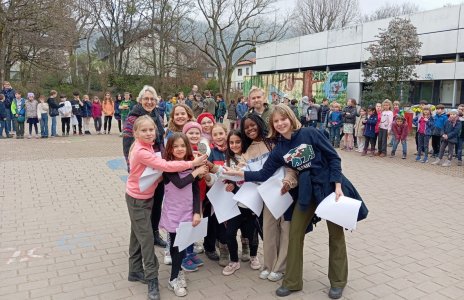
[255,4,464,107]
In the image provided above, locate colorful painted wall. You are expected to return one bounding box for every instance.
[243,71,348,104]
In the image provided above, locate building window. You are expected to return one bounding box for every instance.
[246,67,249,76]
[238,68,242,76]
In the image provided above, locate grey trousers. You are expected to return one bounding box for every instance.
[126,193,158,280]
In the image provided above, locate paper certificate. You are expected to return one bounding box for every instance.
[206,180,241,223]
[174,218,209,252]
[232,182,263,216]
[315,192,362,230]
[257,176,293,219]
[139,152,162,192]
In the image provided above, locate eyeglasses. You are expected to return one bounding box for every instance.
[142,97,156,102]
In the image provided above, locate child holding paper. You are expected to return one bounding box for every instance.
[125,116,207,300]
[239,113,297,282]
[224,104,368,299]
[160,132,208,297]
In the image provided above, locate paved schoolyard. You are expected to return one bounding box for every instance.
[0,130,463,300]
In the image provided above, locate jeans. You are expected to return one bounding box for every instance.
[17,122,25,137]
[0,119,5,137]
[73,115,83,134]
[363,136,376,152]
[457,137,463,161]
[40,113,48,137]
[226,207,258,262]
[51,116,57,136]
[417,133,430,159]
[329,127,341,146]
[392,138,407,155]
[438,140,455,161]
[5,109,15,134]
[93,117,102,132]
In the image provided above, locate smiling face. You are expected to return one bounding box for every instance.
[200,117,214,134]
[173,106,189,127]
[185,128,201,145]
[134,120,156,144]
[272,112,292,137]
[141,91,156,112]
[172,137,188,160]
[228,134,242,155]
[212,126,227,146]
[244,118,260,141]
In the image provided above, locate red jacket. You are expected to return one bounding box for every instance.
[392,121,409,141]
[92,102,102,118]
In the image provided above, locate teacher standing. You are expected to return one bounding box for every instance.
[224,104,368,299]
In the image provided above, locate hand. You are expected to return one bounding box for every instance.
[192,213,201,227]
[443,134,448,140]
[222,166,244,178]
[193,165,208,177]
[335,183,343,202]
[225,183,235,192]
[192,154,208,167]
[205,174,211,182]
[281,181,291,195]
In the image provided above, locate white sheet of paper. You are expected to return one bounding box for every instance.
[257,176,293,219]
[206,180,241,223]
[139,152,163,192]
[233,182,263,216]
[174,218,209,251]
[315,192,362,230]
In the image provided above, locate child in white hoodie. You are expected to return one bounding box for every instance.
[58,95,72,136]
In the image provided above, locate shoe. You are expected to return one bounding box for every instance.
[415,155,421,161]
[79,132,84,135]
[431,158,442,165]
[107,131,111,135]
[276,286,294,297]
[168,278,187,297]
[181,258,198,272]
[205,251,219,261]
[222,262,240,276]
[193,243,204,254]
[187,253,204,267]
[16,136,21,139]
[369,150,375,157]
[268,272,284,282]
[241,238,250,262]
[7,134,13,138]
[153,231,167,247]
[402,154,406,159]
[128,272,147,284]
[379,153,386,157]
[361,151,367,156]
[422,158,428,163]
[178,270,187,288]
[104,131,106,134]
[328,287,344,299]
[458,160,462,166]
[218,243,230,267]
[249,256,261,270]
[164,251,172,265]
[147,278,160,300]
[27,135,31,139]
[85,131,91,135]
[442,160,451,167]
[119,133,123,137]
[390,151,395,157]
[259,269,270,280]
[374,152,380,156]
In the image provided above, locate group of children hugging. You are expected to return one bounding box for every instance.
[0,88,138,139]
[124,85,368,300]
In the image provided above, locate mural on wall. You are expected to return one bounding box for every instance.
[243,71,348,103]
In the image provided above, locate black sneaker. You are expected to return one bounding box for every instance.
[147,278,160,300]
[205,250,219,261]
[276,286,294,297]
[153,231,167,247]
[128,272,147,284]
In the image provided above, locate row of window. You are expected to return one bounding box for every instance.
[237,67,250,76]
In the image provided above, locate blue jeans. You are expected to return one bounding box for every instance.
[457,137,463,161]
[330,126,341,146]
[5,109,15,134]
[392,138,407,155]
[40,113,49,137]
[0,119,6,137]
[417,134,430,159]
[51,116,57,136]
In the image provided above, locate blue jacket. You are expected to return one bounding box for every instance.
[432,113,448,136]
[0,101,6,119]
[158,100,166,117]
[82,101,92,118]
[363,114,377,138]
[208,146,226,165]
[2,88,15,109]
[328,111,343,128]
[413,115,434,136]
[443,120,462,144]
[236,102,248,119]
[244,127,368,221]
[114,100,121,118]
[165,102,173,116]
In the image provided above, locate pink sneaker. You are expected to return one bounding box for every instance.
[249,256,261,270]
[222,262,240,276]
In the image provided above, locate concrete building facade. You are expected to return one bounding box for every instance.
[256,5,464,106]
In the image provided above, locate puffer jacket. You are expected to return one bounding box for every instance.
[342,105,357,124]
[25,99,38,118]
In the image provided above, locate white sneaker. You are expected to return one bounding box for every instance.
[441,160,451,167]
[178,271,187,288]
[250,256,261,270]
[164,251,172,265]
[268,272,284,281]
[194,243,204,254]
[259,269,270,279]
[168,278,187,297]
[431,158,441,165]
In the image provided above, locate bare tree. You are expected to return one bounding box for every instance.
[291,0,360,35]
[181,0,287,100]
[363,2,420,22]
